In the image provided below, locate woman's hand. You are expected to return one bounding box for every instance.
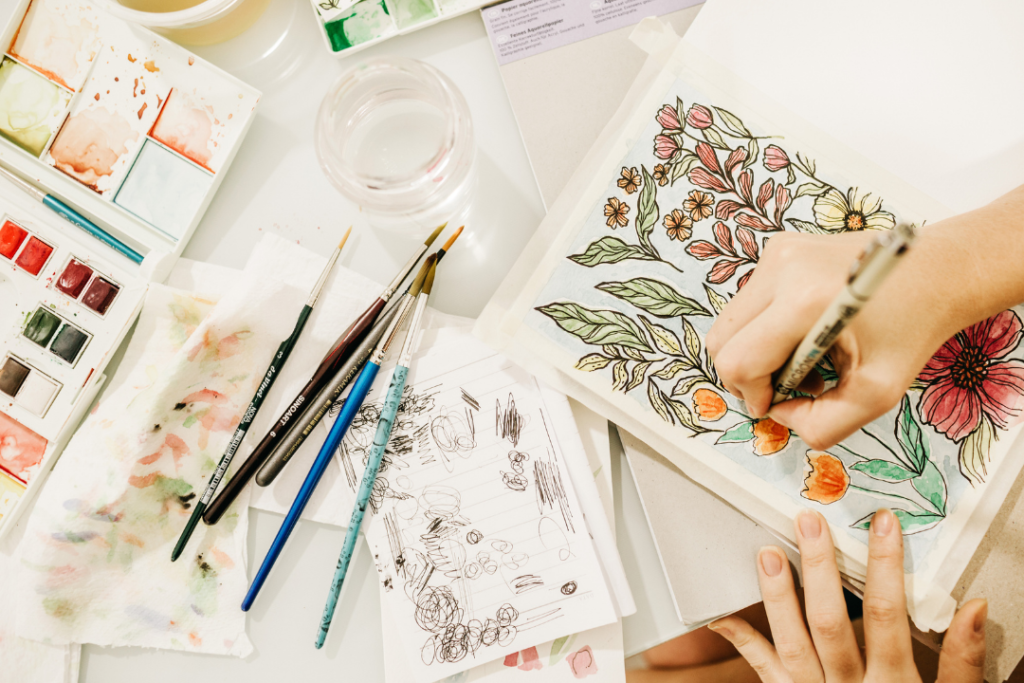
[708,509,988,682]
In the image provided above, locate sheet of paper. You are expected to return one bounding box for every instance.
[568,398,614,533]
[476,22,1024,633]
[345,335,617,683]
[682,0,1024,216]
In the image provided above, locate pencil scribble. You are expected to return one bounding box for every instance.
[496,393,527,447]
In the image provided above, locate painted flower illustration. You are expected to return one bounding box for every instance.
[686,104,713,129]
[663,209,693,241]
[656,104,681,131]
[812,188,896,232]
[801,451,850,504]
[683,190,715,222]
[567,645,599,677]
[918,310,1024,441]
[653,164,669,186]
[617,166,641,194]
[763,145,790,171]
[692,389,726,421]
[603,197,630,228]
[654,134,680,160]
[753,418,790,456]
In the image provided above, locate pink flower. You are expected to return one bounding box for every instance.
[656,105,681,131]
[919,310,1024,441]
[686,104,713,129]
[567,645,599,678]
[763,144,790,171]
[654,134,679,160]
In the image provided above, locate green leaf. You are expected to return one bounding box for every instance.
[895,396,929,472]
[612,360,629,391]
[817,355,839,383]
[794,181,830,199]
[569,236,657,267]
[638,315,683,355]
[681,318,702,364]
[653,360,695,380]
[744,138,759,169]
[702,127,728,149]
[913,458,948,516]
[851,509,944,535]
[785,165,797,185]
[785,218,826,234]
[647,378,673,424]
[713,107,751,137]
[716,420,755,444]
[635,166,660,255]
[626,360,653,392]
[621,345,647,361]
[670,153,700,184]
[850,459,916,483]
[597,278,711,319]
[575,354,612,372]
[959,415,995,485]
[672,375,705,396]
[536,302,653,352]
[703,284,729,315]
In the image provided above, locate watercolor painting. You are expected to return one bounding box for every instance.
[0,409,47,483]
[512,75,1024,600]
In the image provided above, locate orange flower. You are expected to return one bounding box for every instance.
[801,450,850,504]
[663,209,693,241]
[683,190,715,221]
[652,164,669,186]
[617,166,641,194]
[604,197,630,228]
[752,417,790,455]
[692,389,726,421]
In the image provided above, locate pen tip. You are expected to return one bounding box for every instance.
[440,225,464,252]
[337,226,353,251]
[424,223,446,247]
[409,253,437,297]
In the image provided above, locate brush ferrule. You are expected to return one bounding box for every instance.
[370,295,414,365]
[398,294,429,367]
[307,247,343,308]
[382,248,426,302]
[0,166,45,202]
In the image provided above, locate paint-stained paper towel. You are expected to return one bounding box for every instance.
[14,235,326,656]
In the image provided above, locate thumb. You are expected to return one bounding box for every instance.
[936,598,987,683]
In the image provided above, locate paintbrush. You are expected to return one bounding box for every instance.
[315,258,437,648]
[240,256,435,611]
[254,225,465,487]
[170,228,353,561]
[203,224,446,526]
[0,163,144,264]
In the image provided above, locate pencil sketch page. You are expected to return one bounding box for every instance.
[335,337,617,683]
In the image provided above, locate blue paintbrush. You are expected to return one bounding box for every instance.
[315,258,437,648]
[240,255,434,612]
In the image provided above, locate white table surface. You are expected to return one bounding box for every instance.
[59,0,687,679]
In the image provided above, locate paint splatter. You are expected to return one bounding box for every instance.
[188,56,194,66]
[128,54,136,63]
[567,645,598,678]
[49,107,137,189]
[137,102,147,119]
[143,60,159,73]
[149,89,214,170]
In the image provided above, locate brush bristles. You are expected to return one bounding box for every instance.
[409,254,436,297]
[423,223,447,248]
[338,226,353,251]
[441,226,464,252]
[422,261,438,296]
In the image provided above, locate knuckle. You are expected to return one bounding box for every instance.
[862,595,904,626]
[808,610,849,642]
[955,643,987,670]
[800,549,833,571]
[774,640,811,666]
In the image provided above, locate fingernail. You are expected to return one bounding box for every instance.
[759,547,783,577]
[873,509,894,537]
[797,509,821,539]
[708,622,732,639]
[974,600,988,634]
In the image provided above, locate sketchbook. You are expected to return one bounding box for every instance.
[324,328,623,683]
[475,19,1024,633]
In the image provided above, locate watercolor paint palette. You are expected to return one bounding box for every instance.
[0,0,260,273]
[0,190,146,535]
[312,0,490,55]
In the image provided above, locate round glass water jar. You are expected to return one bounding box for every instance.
[315,57,476,236]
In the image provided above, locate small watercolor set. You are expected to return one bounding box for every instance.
[0,0,260,539]
[312,0,492,55]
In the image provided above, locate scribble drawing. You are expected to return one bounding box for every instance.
[510,575,544,594]
[461,388,481,412]
[431,406,477,472]
[560,581,578,595]
[523,85,1022,539]
[466,529,483,544]
[496,393,527,446]
[416,591,520,666]
[502,449,531,491]
[535,461,575,533]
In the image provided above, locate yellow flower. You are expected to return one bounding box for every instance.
[604,197,630,228]
[683,190,715,222]
[663,209,693,241]
[617,166,641,194]
[813,187,896,232]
